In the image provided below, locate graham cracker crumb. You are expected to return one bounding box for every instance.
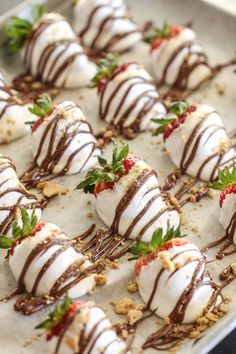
[39,182,61,198]
[86,211,93,219]
[230,262,236,274]
[113,297,135,315]
[127,309,143,325]
[127,280,138,293]
[159,251,175,271]
[121,330,128,339]
[94,274,107,286]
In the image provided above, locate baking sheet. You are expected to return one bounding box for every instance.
[0,0,236,353]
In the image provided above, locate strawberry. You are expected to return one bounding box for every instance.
[128,225,182,275]
[10,222,45,256]
[93,153,139,196]
[152,102,197,140]
[46,300,84,340]
[135,238,189,276]
[28,93,53,131]
[94,181,114,196]
[32,118,44,132]
[210,165,236,207]
[77,140,139,196]
[124,154,139,173]
[36,296,84,340]
[0,209,39,257]
[145,22,184,51]
[219,185,236,207]
[92,53,137,94]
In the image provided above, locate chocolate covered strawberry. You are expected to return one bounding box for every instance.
[28,94,100,176]
[0,154,41,236]
[0,209,97,313]
[92,54,166,135]
[37,296,129,354]
[211,165,236,245]
[73,0,142,54]
[153,101,236,181]
[5,5,96,88]
[130,226,222,323]
[145,22,212,90]
[77,140,180,241]
[0,73,37,143]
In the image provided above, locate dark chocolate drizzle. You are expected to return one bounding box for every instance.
[202,211,236,259]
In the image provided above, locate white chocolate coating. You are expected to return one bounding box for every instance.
[54,302,129,354]
[136,241,221,323]
[220,193,236,245]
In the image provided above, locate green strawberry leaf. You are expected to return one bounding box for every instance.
[28,93,53,118]
[5,4,45,53]
[144,21,171,44]
[0,209,38,251]
[210,165,236,190]
[91,54,120,87]
[128,224,182,258]
[76,140,129,194]
[36,295,73,331]
[169,101,189,116]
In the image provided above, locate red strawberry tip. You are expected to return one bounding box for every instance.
[135,238,190,276]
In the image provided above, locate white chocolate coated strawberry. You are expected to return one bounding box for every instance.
[96,160,180,241]
[0,73,37,143]
[165,104,235,181]
[136,240,221,323]
[150,27,212,90]
[53,302,129,354]
[0,154,41,236]
[23,13,97,88]
[32,101,100,175]
[9,223,95,298]
[74,0,142,53]
[99,63,166,132]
